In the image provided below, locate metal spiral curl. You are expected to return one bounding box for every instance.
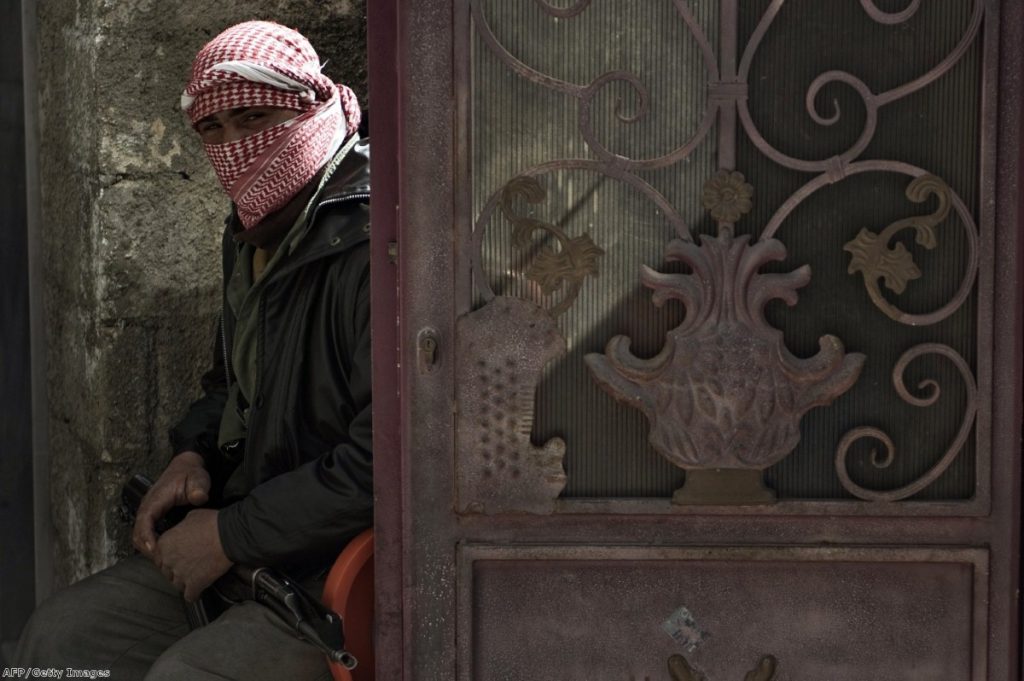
[471,0,722,170]
[859,0,922,25]
[805,70,878,137]
[736,0,982,178]
[835,343,977,502]
[533,0,592,19]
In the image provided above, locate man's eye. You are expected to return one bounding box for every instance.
[198,122,221,133]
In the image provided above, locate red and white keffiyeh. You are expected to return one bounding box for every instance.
[182,21,361,228]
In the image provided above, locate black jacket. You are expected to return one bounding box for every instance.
[169,140,372,573]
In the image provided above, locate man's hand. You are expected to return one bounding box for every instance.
[154,509,233,602]
[132,451,211,559]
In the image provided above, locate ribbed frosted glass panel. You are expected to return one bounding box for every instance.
[471,0,719,497]
[737,0,979,500]
[469,0,981,500]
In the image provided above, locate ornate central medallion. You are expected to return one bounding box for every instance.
[585,171,865,505]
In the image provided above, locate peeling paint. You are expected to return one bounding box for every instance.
[662,606,709,653]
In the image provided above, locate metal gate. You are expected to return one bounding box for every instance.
[368,1,1023,678]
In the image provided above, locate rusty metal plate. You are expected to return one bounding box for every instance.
[457,545,987,681]
[455,296,568,514]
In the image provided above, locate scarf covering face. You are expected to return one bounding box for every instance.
[181,21,361,228]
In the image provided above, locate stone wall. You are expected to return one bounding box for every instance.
[37,0,366,588]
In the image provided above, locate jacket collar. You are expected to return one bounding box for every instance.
[318,136,370,204]
[240,137,370,279]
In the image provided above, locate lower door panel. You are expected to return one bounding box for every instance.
[458,545,988,681]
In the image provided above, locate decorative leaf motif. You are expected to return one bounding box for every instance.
[526,233,606,295]
[844,228,922,294]
[913,222,938,249]
[842,174,953,322]
[500,176,606,315]
[511,218,545,250]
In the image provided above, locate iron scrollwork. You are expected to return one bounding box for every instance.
[761,163,979,328]
[843,175,967,325]
[532,0,592,20]
[500,176,605,316]
[859,0,921,25]
[835,343,977,502]
[470,0,985,503]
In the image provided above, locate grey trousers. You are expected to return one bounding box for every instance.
[14,554,332,681]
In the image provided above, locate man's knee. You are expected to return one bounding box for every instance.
[14,556,187,673]
[14,586,101,666]
[143,652,196,681]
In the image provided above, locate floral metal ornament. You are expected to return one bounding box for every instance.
[702,169,754,227]
[502,176,605,316]
[843,174,952,323]
[585,172,865,504]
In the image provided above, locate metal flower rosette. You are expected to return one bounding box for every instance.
[586,171,865,504]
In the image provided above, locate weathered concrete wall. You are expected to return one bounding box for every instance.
[37,0,366,588]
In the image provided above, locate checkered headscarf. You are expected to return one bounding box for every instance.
[182,21,361,228]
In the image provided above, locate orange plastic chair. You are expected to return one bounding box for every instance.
[322,528,375,681]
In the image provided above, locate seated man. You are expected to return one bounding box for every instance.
[15,20,372,681]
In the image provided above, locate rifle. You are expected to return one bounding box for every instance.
[121,474,357,670]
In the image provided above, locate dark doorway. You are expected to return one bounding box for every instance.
[0,0,35,663]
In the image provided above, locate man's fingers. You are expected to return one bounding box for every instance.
[185,469,211,506]
[135,464,204,551]
[132,513,157,558]
[141,484,176,522]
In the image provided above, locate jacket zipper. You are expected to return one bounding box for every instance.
[220,313,231,388]
[306,192,370,227]
[220,190,367,458]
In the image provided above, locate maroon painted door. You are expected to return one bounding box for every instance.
[369,1,1023,679]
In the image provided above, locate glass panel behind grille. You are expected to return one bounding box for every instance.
[468,0,981,501]
[738,0,979,500]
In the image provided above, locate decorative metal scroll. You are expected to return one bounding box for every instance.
[843,174,965,325]
[585,173,865,504]
[500,176,605,316]
[469,0,984,503]
[835,343,977,501]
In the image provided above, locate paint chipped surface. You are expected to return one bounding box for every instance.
[662,606,709,653]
